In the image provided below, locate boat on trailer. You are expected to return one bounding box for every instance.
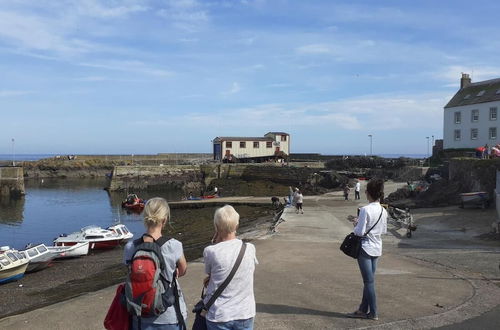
[53,224,133,250]
[0,246,29,284]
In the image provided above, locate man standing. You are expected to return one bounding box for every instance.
[355,180,361,200]
[343,184,350,201]
[294,189,304,214]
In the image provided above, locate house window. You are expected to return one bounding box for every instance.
[266,141,272,148]
[281,135,287,142]
[471,128,478,140]
[454,111,461,124]
[490,107,497,121]
[454,129,461,140]
[490,127,497,139]
[240,141,246,148]
[253,141,259,148]
[471,110,479,122]
[226,141,232,148]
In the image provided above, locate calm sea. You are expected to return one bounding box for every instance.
[0,178,184,250]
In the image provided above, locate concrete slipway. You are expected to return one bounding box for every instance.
[1,185,500,329]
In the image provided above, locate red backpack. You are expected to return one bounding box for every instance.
[124,235,180,327]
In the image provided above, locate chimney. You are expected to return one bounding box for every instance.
[460,73,471,89]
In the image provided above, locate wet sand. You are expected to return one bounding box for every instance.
[0,204,277,318]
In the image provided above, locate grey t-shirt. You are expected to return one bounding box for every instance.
[124,238,187,324]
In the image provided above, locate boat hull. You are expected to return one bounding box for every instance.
[48,242,90,258]
[0,264,28,284]
[26,260,53,273]
[55,239,122,250]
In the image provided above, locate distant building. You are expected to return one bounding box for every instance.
[444,73,500,149]
[212,132,290,162]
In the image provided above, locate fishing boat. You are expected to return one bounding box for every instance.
[53,224,133,250]
[459,192,489,209]
[47,242,90,259]
[0,246,29,284]
[20,244,57,273]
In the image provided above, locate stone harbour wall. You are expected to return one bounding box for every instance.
[0,166,25,198]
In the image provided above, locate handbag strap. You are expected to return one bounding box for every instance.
[205,241,247,310]
[364,207,384,236]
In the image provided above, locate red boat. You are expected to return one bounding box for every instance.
[121,194,145,212]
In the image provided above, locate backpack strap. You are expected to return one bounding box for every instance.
[205,242,247,311]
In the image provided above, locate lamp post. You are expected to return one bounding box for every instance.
[368,134,373,156]
[11,138,15,166]
[426,136,430,166]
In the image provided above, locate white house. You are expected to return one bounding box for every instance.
[443,73,500,149]
[212,132,290,161]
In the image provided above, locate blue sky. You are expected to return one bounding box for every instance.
[1,0,500,155]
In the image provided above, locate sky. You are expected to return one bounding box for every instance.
[1,0,500,155]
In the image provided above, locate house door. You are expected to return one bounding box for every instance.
[275,147,280,153]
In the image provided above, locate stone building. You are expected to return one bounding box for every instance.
[443,73,500,149]
[212,132,290,162]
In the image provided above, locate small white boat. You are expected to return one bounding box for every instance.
[47,242,90,259]
[20,244,57,273]
[0,246,29,284]
[54,224,133,250]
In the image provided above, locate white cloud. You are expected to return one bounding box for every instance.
[157,0,209,32]
[296,44,333,55]
[0,90,33,97]
[79,60,173,77]
[221,82,241,95]
[74,0,148,18]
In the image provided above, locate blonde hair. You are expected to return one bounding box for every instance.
[143,197,170,228]
[214,205,239,235]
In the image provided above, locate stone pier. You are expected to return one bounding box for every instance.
[0,166,25,198]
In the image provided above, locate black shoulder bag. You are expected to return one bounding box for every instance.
[192,242,247,330]
[340,207,383,259]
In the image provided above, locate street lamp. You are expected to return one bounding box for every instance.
[368,134,373,156]
[11,138,15,166]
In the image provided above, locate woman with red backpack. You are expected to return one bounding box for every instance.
[123,197,188,330]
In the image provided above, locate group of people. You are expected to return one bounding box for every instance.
[286,187,304,214]
[476,143,500,159]
[124,199,257,330]
[343,180,362,200]
[122,177,388,329]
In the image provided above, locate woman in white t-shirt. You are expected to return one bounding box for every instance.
[348,179,387,321]
[203,205,258,330]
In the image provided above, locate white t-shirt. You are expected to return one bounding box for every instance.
[355,182,361,192]
[203,239,258,322]
[354,202,387,256]
[294,193,304,204]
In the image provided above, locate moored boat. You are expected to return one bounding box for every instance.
[0,246,29,284]
[20,244,57,273]
[53,224,133,250]
[121,194,145,212]
[47,242,90,259]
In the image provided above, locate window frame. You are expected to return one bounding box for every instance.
[253,141,259,148]
[490,107,497,121]
[240,141,246,148]
[470,128,478,140]
[454,129,461,141]
[280,135,287,142]
[226,141,232,148]
[266,141,272,148]
[471,109,479,122]
[454,111,461,124]
[489,127,497,140]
